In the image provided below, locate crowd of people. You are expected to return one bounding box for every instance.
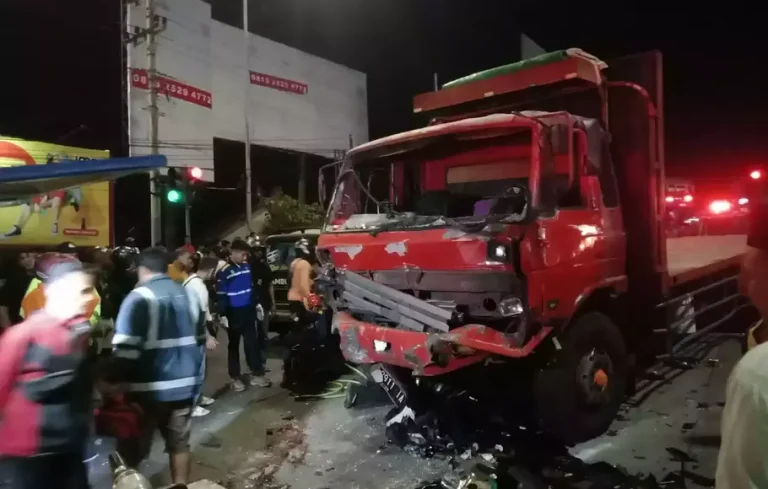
[0,233,319,488]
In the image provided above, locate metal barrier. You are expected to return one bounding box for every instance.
[654,273,751,361]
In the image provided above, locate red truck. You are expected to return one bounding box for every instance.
[316,49,750,444]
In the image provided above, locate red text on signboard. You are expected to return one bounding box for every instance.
[131,69,212,109]
[249,72,308,95]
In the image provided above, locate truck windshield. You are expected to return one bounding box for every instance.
[325,129,538,233]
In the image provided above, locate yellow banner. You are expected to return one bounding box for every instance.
[0,137,110,247]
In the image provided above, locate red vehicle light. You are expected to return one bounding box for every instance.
[751,170,763,180]
[665,196,674,203]
[683,194,693,203]
[709,200,732,214]
[739,197,749,205]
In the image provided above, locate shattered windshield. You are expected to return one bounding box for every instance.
[324,129,537,233]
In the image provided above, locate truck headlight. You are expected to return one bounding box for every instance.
[487,240,511,263]
[498,297,524,317]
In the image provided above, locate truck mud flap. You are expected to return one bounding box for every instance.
[336,270,453,333]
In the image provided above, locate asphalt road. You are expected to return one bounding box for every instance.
[87,334,738,489]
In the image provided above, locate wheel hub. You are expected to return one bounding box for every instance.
[577,348,613,405]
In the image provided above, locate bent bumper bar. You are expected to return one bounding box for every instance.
[333,311,552,376]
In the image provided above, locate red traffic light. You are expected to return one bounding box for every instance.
[750,170,762,180]
[188,166,203,180]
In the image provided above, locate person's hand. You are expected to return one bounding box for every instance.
[206,335,218,351]
[256,304,265,321]
[219,316,229,329]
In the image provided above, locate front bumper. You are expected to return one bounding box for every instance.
[333,311,552,376]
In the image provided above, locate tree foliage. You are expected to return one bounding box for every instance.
[264,194,325,233]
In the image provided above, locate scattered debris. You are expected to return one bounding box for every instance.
[681,422,697,431]
[199,433,223,449]
[233,420,308,489]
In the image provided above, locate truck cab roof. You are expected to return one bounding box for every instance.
[413,48,607,118]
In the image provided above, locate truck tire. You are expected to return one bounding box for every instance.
[533,311,628,445]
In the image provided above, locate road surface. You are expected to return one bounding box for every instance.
[87,333,737,488]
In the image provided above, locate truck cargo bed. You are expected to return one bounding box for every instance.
[666,235,746,285]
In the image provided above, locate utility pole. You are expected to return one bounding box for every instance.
[183,172,191,240]
[243,0,253,229]
[146,0,162,245]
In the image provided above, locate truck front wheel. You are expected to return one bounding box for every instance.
[533,311,628,445]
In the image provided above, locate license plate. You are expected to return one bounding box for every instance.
[378,366,407,407]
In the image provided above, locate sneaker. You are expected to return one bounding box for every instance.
[200,396,215,407]
[249,375,272,388]
[231,379,246,392]
[192,406,210,417]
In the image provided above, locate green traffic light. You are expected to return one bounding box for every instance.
[167,189,183,203]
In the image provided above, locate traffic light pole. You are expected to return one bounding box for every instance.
[243,0,253,230]
[147,0,162,246]
[183,173,191,240]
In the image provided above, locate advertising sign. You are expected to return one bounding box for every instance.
[249,71,308,96]
[0,137,111,247]
[131,69,213,109]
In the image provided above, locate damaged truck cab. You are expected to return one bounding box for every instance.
[317,49,749,444]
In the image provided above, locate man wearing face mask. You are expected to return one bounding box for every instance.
[0,253,95,489]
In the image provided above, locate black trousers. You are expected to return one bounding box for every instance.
[0,452,89,489]
[226,306,263,378]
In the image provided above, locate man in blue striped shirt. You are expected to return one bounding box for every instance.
[217,239,271,391]
[109,247,205,485]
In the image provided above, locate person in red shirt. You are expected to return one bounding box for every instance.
[0,253,96,489]
[182,235,196,254]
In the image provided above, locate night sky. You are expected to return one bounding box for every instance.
[0,0,765,237]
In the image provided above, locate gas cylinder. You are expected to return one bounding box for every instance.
[110,452,153,489]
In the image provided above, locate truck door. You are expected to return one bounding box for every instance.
[530,122,625,321]
[605,51,668,302]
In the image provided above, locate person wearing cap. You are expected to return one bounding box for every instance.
[20,244,102,335]
[216,238,271,391]
[19,243,102,328]
[0,254,95,488]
